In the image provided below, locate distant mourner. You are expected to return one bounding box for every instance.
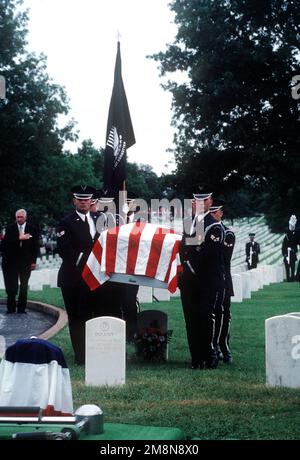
[210,200,235,364]
[245,233,260,270]
[287,214,300,281]
[282,231,298,282]
[0,209,39,313]
[56,185,98,365]
[179,192,225,370]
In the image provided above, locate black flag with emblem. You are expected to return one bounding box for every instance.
[104,41,135,192]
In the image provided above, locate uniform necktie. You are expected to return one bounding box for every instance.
[84,215,92,238]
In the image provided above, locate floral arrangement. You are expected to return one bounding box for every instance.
[133,327,173,361]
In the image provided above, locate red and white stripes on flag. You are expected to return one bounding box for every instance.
[82,222,182,293]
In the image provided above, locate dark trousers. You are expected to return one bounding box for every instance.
[180,272,217,366]
[92,281,123,319]
[284,258,296,281]
[2,262,31,312]
[61,283,94,364]
[247,259,258,270]
[121,284,139,342]
[213,288,225,350]
[214,289,232,355]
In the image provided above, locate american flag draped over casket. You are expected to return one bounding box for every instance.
[82,222,182,293]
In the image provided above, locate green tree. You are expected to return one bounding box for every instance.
[152,0,300,231]
[0,0,76,226]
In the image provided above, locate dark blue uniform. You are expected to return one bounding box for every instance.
[245,241,260,269]
[57,211,99,364]
[213,224,235,362]
[282,232,298,282]
[179,213,225,369]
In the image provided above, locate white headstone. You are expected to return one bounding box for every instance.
[0,76,5,99]
[231,274,243,302]
[0,335,6,359]
[266,314,300,388]
[85,316,126,387]
[0,272,5,290]
[153,288,170,302]
[49,268,59,288]
[275,264,285,282]
[248,269,260,291]
[170,288,180,298]
[138,286,153,303]
[241,272,251,299]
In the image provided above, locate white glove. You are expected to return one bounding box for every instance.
[122,203,129,214]
[289,215,297,231]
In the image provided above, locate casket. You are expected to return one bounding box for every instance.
[82,222,182,293]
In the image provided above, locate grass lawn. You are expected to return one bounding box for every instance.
[1,281,300,440]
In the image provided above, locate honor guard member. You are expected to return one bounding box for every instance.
[245,233,260,270]
[57,185,98,365]
[179,192,225,370]
[210,201,235,364]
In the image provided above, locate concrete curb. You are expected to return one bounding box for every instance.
[0,299,68,340]
[27,301,68,340]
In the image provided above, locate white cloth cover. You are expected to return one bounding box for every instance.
[0,338,73,415]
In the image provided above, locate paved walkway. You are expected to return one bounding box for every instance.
[0,300,59,356]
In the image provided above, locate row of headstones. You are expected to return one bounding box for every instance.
[36,255,62,270]
[231,231,284,271]
[233,233,283,258]
[0,268,59,291]
[0,269,180,301]
[232,232,283,259]
[85,310,300,389]
[2,309,297,389]
[230,264,285,303]
[231,241,283,272]
[0,263,284,303]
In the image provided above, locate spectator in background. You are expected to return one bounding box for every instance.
[1,209,39,314]
[245,233,260,269]
[210,200,235,364]
[282,231,298,282]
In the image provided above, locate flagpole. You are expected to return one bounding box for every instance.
[103,40,135,214]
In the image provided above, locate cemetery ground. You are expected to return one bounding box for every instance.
[1,283,300,440]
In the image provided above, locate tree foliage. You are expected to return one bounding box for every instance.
[152,0,300,230]
[0,0,162,228]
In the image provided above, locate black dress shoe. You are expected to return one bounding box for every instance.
[216,346,224,361]
[205,357,219,369]
[17,311,27,314]
[223,353,233,364]
[6,311,15,314]
[190,361,205,370]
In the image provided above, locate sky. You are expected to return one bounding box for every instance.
[23,0,178,176]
